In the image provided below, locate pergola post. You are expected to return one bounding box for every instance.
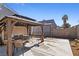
[50,25,52,37]
[27,25,31,36]
[6,19,15,56]
[41,25,44,42]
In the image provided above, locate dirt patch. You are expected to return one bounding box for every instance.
[69,39,79,56]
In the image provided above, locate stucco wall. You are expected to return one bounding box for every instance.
[12,26,27,36]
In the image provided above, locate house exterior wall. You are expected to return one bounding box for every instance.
[0,5,15,20]
[12,26,27,36]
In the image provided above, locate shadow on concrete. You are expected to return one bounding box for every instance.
[14,43,40,56]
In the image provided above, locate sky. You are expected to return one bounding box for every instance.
[5,3,79,26]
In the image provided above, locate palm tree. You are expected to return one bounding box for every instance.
[62,15,68,28]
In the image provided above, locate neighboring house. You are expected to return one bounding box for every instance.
[39,19,57,29]
[0,4,15,20]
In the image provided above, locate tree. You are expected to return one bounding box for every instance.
[62,15,68,20]
[62,15,70,28]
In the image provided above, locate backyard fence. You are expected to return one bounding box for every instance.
[52,27,77,39]
[32,25,79,39]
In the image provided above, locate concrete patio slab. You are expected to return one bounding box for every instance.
[0,38,73,56]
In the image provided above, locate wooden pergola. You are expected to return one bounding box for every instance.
[0,16,44,56]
